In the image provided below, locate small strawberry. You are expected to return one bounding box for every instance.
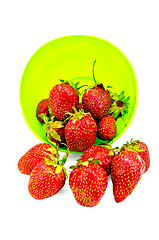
[111,149,146,203]
[69,159,108,207]
[64,108,97,151]
[82,60,111,120]
[36,99,50,123]
[49,80,80,121]
[79,144,115,175]
[97,115,117,141]
[28,149,69,200]
[18,143,59,175]
[122,139,150,173]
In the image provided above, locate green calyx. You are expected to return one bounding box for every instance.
[40,113,64,143]
[65,107,90,121]
[107,90,130,125]
[98,143,115,156]
[69,158,102,170]
[122,139,143,153]
[59,79,88,96]
[44,145,69,178]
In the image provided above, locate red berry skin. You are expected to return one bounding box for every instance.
[69,163,108,207]
[18,143,52,175]
[49,83,79,121]
[36,99,50,123]
[28,161,66,200]
[64,115,97,152]
[122,141,150,173]
[111,150,146,203]
[80,145,114,175]
[98,115,117,141]
[82,86,111,120]
[137,142,150,173]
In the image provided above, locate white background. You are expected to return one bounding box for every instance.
[0,1,159,239]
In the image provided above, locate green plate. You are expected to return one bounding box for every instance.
[19,35,138,154]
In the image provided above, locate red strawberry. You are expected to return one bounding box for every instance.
[18,143,59,175]
[79,144,115,175]
[49,81,79,121]
[97,115,117,141]
[36,99,50,123]
[28,151,68,200]
[82,61,111,119]
[111,150,146,203]
[122,139,150,173]
[64,109,97,151]
[69,160,108,207]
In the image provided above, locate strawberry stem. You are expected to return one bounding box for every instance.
[92,59,97,84]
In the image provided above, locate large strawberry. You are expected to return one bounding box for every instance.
[18,143,59,175]
[122,139,150,173]
[97,115,117,141]
[36,99,50,123]
[79,144,115,175]
[64,108,97,151]
[82,60,111,120]
[28,149,69,200]
[111,149,146,203]
[69,159,108,207]
[49,80,79,121]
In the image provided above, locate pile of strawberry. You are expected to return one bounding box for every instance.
[36,60,130,150]
[18,139,150,205]
[18,60,150,206]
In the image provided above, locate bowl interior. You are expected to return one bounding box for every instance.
[19,35,138,154]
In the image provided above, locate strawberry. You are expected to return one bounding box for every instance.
[111,149,146,203]
[82,60,111,119]
[122,139,150,173]
[69,159,108,207]
[28,149,69,200]
[49,80,79,121]
[97,115,117,141]
[36,99,50,123]
[18,143,59,175]
[64,109,97,151]
[79,144,115,175]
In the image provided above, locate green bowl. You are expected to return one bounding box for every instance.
[19,35,138,154]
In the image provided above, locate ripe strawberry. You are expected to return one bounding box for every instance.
[82,60,111,119]
[64,109,97,151]
[122,139,150,173]
[111,150,146,203]
[36,99,50,123]
[49,80,79,121]
[69,159,108,207]
[28,150,68,200]
[79,144,115,175]
[97,115,117,141]
[18,143,59,175]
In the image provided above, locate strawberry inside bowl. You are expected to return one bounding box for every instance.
[19,35,138,154]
